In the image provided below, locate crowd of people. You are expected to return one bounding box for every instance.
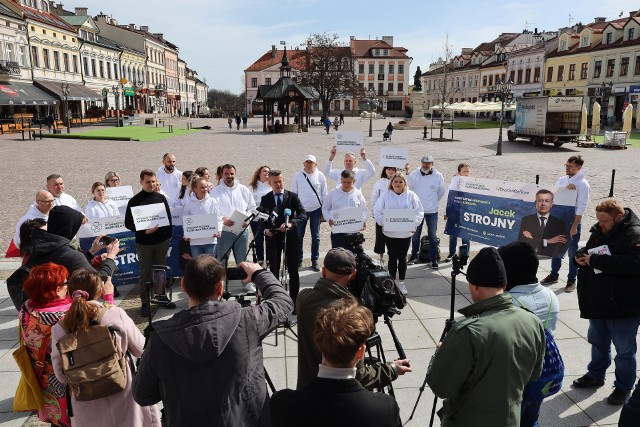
[8,149,640,426]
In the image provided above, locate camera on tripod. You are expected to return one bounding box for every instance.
[452,244,469,272]
[346,233,405,317]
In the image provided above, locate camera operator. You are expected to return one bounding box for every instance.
[132,257,293,427]
[296,248,412,390]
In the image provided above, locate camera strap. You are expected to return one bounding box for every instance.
[302,172,322,208]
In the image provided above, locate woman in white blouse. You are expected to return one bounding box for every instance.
[371,166,397,262]
[183,176,223,257]
[85,182,119,219]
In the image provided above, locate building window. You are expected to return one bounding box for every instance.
[378,82,383,96]
[561,39,567,50]
[557,65,564,81]
[53,51,60,71]
[358,63,364,74]
[635,56,640,74]
[368,63,374,74]
[580,62,588,79]
[568,64,576,80]
[374,49,379,56]
[546,66,553,82]
[378,64,384,74]
[344,99,350,110]
[620,57,629,76]
[113,63,117,80]
[388,82,393,93]
[383,49,388,56]
[398,83,403,92]
[534,67,540,82]
[83,57,89,75]
[334,100,340,111]
[482,75,487,86]
[6,43,13,62]
[525,68,531,83]
[30,46,38,67]
[594,60,601,78]
[517,69,523,84]
[582,35,589,47]
[251,77,257,87]
[91,58,96,77]
[606,59,615,77]
[99,60,104,78]
[629,28,635,40]
[398,64,404,74]
[265,77,271,85]
[18,45,26,66]
[389,63,394,74]
[42,49,50,69]
[106,61,111,79]
[63,53,69,72]
[606,32,612,44]
[72,55,78,73]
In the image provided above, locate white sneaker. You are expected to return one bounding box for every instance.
[398,281,408,295]
[243,283,257,293]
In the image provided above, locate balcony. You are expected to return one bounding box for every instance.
[0,60,20,75]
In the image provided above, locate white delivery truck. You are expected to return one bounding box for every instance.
[507,96,583,147]
[197,106,211,118]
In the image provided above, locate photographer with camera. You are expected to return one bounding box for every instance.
[296,248,412,390]
[132,256,293,427]
[373,172,424,295]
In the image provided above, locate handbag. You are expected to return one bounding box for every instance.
[13,317,47,412]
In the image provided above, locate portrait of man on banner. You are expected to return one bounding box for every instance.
[517,189,569,257]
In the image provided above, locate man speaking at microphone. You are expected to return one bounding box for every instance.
[259,170,307,307]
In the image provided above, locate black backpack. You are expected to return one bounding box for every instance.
[419,236,441,263]
[7,265,31,311]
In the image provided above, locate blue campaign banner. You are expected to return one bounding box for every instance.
[444,177,576,252]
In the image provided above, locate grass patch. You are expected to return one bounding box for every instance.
[72,126,200,142]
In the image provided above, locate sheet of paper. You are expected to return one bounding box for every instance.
[587,244,611,274]
[78,215,127,238]
[105,185,134,208]
[183,212,219,239]
[331,207,363,234]
[379,147,409,169]
[224,210,250,235]
[335,131,363,152]
[383,209,416,232]
[131,203,170,231]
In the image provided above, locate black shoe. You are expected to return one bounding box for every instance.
[572,375,604,388]
[445,254,454,262]
[164,302,176,309]
[607,387,631,405]
[564,280,576,293]
[311,261,320,272]
[407,257,418,265]
[540,274,559,285]
[431,262,439,270]
[140,303,149,317]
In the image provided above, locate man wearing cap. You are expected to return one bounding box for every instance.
[323,146,376,190]
[406,155,445,268]
[426,247,545,427]
[291,155,328,271]
[296,248,413,390]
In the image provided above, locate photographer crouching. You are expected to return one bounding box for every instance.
[132,256,293,426]
[296,248,412,390]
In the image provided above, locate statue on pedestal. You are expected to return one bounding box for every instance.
[413,66,422,91]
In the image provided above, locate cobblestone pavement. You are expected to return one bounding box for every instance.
[0,117,636,426]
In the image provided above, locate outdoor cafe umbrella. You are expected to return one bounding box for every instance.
[592,102,601,133]
[580,103,588,136]
[636,102,640,130]
[622,104,633,135]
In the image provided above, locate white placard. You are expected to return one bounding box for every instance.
[335,131,363,152]
[383,209,416,232]
[331,207,363,234]
[105,186,134,208]
[131,203,170,231]
[78,215,127,238]
[223,210,250,235]
[380,147,409,169]
[183,212,218,239]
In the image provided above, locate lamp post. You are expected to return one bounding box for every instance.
[112,85,120,127]
[61,83,70,133]
[155,83,165,117]
[495,78,513,156]
[367,88,377,137]
[600,81,612,129]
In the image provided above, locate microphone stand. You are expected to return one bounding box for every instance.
[219,212,256,296]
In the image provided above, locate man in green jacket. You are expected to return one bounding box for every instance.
[296,247,413,389]
[426,247,545,427]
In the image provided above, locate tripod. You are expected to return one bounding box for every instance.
[219,222,254,297]
[408,249,467,426]
[267,227,298,345]
[365,311,407,396]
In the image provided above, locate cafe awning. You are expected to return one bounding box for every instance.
[34,80,102,101]
[0,81,58,105]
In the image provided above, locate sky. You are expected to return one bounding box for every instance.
[61,0,635,93]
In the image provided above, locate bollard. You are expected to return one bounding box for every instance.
[162,120,165,127]
[608,169,616,197]
[423,126,428,139]
[155,120,158,128]
[535,174,539,185]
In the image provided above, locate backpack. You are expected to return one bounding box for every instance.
[418,236,441,262]
[56,307,128,401]
[515,293,564,401]
[7,265,31,311]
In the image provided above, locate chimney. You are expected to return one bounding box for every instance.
[630,11,638,17]
[272,45,276,57]
[129,24,135,30]
[153,33,163,40]
[381,35,393,46]
[594,17,606,23]
[75,7,88,16]
[350,35,355,40]
[140,25,149,32]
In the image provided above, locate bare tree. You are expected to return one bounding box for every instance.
[207,89,244,114]
[426,36,459,140]
[297,33,359,118]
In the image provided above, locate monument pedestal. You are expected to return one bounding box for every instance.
[397,90,428,129]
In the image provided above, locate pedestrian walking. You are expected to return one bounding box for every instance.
[235,114,241,130]
[227,115,233,129]
[242,114,248,129]
[339,112,344,125]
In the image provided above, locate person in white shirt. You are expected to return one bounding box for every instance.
[46,174,82,211]
[444,163,472,261]
[248,165,272,266]
[374,172,424,295]
[13,190,54,250]
[174,171,194,208]
[371,166,397,263]
[322,170,368,249]
[156,153,183,206]
[183,176,223,257]
[104,171,121,188]
[540,155,591,293]
[291,155,327,271]
[85,182,119,219]
[323,147,376,190]
[211,164,257,265]
[406,155,445,269]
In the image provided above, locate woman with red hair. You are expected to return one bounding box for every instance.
[19,262,72,426]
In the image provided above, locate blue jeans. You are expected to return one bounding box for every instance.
[190,243,216,257]
[216,229,249,265]
[620,378,640,426]
[297,207,322,262]
[411,212,438,261]
[586,317,640,392]
[448,237,470,257]
[550,223,581,280]
[520,399,542,427]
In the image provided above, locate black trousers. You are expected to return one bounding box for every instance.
[374,223,386,255]
[386,236,411,280]
[268,231,300,304]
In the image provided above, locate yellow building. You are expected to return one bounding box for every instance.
[543,30,593,99]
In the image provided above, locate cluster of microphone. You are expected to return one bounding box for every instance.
[245,206,292,233]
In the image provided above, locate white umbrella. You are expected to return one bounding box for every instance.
[636,102,640,130]
[580,103,587,136]
[622,104,633,135]
[592,102,601,134]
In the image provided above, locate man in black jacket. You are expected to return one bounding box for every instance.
[271,298,401,427]
[125,169,173,316]
[518,189,568,257]
[132,256,293,427]
[259,170,307,305]
[573,199,640,406]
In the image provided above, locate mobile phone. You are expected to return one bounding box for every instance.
[99,235,116,246]
[226,267,248,281]
[152,269,166,296]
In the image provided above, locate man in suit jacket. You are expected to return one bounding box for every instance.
[270,298,401,427]
[260,170,307,305]
[518,189,568,257]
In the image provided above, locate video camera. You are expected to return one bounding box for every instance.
[346,233,405,317]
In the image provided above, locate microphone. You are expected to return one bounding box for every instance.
[271,208,279,220]
[284,208,291,228]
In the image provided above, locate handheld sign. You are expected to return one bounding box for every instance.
[105,186,134,208]
[383,209,416,232]
[331,207,363,234]
[380,147,409,169]
[78,215,128,238]
[183,213,219,239]
[224,210,250,235]
[131,203,170,231]
[335,131,363,152]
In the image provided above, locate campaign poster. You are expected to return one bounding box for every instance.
[444,176,576,255]
[379,147,409,169]
[335,131,363,152]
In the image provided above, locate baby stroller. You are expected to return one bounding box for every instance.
[382,131,390,141]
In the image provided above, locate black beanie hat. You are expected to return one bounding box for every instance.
[466,247,508,288]
[498,241,539,290]
[47,206,84,240]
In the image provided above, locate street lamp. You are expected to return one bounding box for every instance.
[600,81,613,128]
[366,88,377,137]
[61,83,70,134]
[155,83,165,117]
[112,85,120,127]
[495,78,513,156]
